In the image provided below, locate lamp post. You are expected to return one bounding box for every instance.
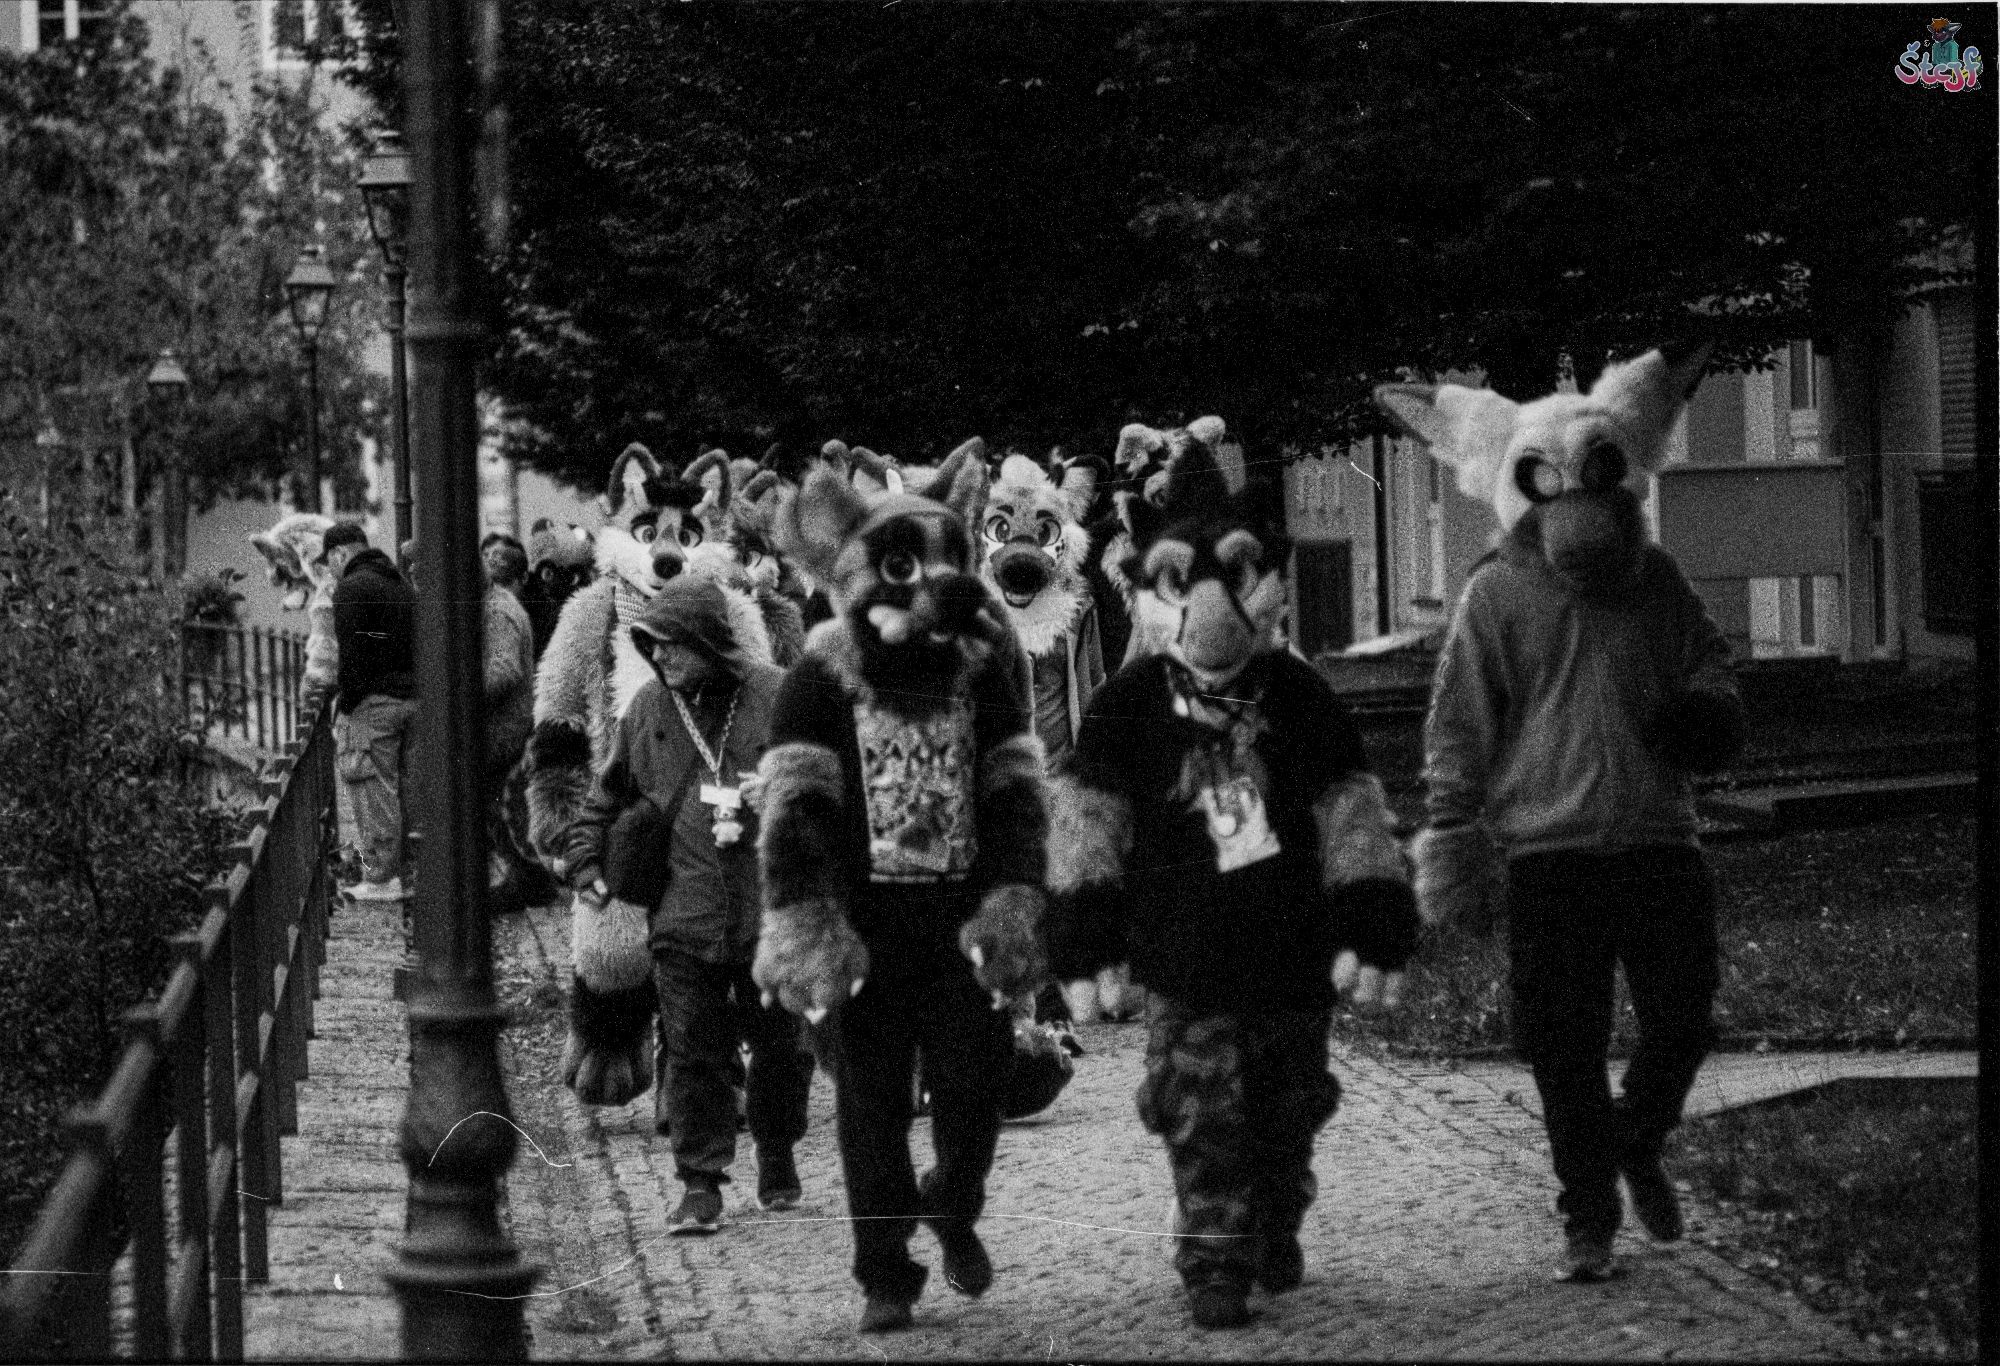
[283,245,337,513]
[359,130,415,566]
[384,0,538,1354]
[146,348,191,577]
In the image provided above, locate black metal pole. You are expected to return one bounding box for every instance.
[389,261,414,565]
[385,0,537,1354]
[305,338,323,514]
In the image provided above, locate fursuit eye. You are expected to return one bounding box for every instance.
[677,524,703,549]
[1514,455,1564,503]
[881,551,920,584]
[1579,439,1627,492]
[633,523,659,544]
[538,565,558,582]
[984,515,1010,543]
[1035,517,1062,549]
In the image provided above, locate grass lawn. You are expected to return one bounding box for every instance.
[1338,810,1977,1056]
[1671,1079,1978,1360]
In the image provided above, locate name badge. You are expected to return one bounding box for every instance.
[1197,775,1282,873]
[700,783,742,813]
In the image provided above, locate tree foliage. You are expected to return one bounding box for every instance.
[0,3,386,514]
[340,2,1985,485]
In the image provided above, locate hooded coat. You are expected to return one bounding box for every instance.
[558,578,783,963]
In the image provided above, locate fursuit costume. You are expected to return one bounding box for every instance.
[753,439,1049,1330]
[1044,433,1418,1328]
[1376,343,1746,1277]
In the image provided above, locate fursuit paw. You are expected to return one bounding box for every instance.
[560,1026,653,1107]
[1331,878,1420,1014]
[958,883,1047,1008]
[752,898,869,1024]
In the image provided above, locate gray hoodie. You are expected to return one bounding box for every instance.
[1424,534,1738,857]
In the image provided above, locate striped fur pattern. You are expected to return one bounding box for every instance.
[1411,821,1497,929]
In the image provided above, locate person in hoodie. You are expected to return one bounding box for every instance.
[556,575,813,1233]
[322,521,418,901]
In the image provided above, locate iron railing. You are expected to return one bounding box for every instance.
[0,703,338,1359]
[178,623,311,755]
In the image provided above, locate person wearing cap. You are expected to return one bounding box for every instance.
[322,522,418,901]
[555,575,812,1233]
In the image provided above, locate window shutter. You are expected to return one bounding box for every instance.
[1936,292,1976,459]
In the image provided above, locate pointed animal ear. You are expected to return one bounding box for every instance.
[774,464,870,584]
[934,439,989,527]
[1161,434,1231,516]
[1374,382,1521,500]
[740,469,780,508]
[1059,455,1105,522]
[248,532,299,579]
[818,440,852,477]
[1114,423,1166,469]
[682,448,733,514]
[847,446,897,496]
[1185,415,1226,448]
[1117,489,1164,554]
[1587,341,1714,465]
[603,442,661,516]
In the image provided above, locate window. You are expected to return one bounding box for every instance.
[263,0,344,70]
[1935,291,1977,461]
[1785,339,1822,459]
[1787,340,1816,410]
[30,0,110,48]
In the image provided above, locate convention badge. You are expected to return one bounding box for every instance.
[1197,774,1282,873]
[701,782,745,848]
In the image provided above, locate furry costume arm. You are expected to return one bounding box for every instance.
[959,626,1051,1001]
[1416,575,1506,930]
[752,658,869,1020]
[526,582,615,871]
[484,589,531,703]
[1652,562,1747,774]
[1314,772,1420,970]
[553,714,640,892]
[301,588,338,711]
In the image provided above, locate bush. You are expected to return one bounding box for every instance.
[0,501,234,1259]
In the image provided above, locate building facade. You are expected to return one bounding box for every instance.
[1287,293,1984,668]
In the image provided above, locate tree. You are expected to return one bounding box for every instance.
[336,3,1986,485]
[0,2,386,534]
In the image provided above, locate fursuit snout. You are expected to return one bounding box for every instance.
[866,570,987,647]
[1539,489,1646,595]
[1175,578,1258,677]
[991,542,1054,607]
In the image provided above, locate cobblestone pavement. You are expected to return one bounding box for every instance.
[244,894,1892,1361]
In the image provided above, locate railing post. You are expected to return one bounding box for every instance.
[119,1005,171,1362]
[169,934,215,1362]
[202,897,245,1360]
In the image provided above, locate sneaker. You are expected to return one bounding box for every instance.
[1187,1279,1252,1329]
[936,1222,992,1297]
[857,1295,914,1333]
[757,1149,802,1211]
[1255,1233,1305,1294]
[668,1184,724,1236]
[1619,1152,1684,1242]
[347,876,404,902]
[1556,1231,1620,1283]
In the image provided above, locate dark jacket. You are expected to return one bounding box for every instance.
[332,548,416,713]
[1051,651,1399,1013]
[561,666,783,964]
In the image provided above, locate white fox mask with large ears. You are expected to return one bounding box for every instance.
[1374,343,1711,536]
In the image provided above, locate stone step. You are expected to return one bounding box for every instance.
[1698,770,1975,832]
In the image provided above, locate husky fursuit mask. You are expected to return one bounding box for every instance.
[1375,343,1711,596]
[1115,424,1288,692]
[681,447,808,666]
[981,454,1097,655]
[773,437,999,716]
[248,512,338,611]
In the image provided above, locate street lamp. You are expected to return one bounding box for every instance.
[359,129,416,566]
[284,245,337,513]
[147,348,191,577]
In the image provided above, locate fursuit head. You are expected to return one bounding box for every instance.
[980,454,1098,659]
[1374,342,1712,598]
[682,448,808,666]
[773,436,1005,718]
[1101,415,1228,665]
[247,512,338,610]
[1112,419,1289,688]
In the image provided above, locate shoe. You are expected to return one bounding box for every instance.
[1556,1231,1620,1283]
[1620,1152,1684,1242]
[347,876,404,902]
[668,1183,724,1236]
[757,1149,802,1211]
[857,1296,914,1333]
[918,1169,993,1297]
[1255,1234,1305,1293]
[1187,1279,1252,1329]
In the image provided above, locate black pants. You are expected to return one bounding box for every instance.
[1507,845,1719,1240]
[826,953,1013,1301]
[653,947,813,1186]
[1137,996,1341,1289]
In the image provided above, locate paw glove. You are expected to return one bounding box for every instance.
[753,898,870,1023]
[958,883,1048,1006]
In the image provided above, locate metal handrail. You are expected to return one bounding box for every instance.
[178,623,311,755]
[0,702,338,1360]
